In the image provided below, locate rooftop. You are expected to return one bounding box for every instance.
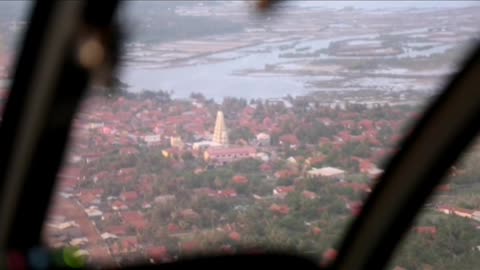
[308,167,345,177]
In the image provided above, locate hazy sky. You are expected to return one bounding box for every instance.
[285,1,480,10]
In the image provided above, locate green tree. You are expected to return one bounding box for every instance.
[229,127,254,143]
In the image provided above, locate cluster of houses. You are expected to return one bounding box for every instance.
[40,92,468,265]
[0,60,474,268]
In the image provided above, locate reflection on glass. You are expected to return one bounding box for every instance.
[0,0,30,115]
[34,1,480,267]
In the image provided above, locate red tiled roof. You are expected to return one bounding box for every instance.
[274,186,295,195]
[121,191,139,201]
[341,120,355,128]
[180,209,200,220]
[89,188,104,197]
[117,168,137,184]
[205,146,256,156]
[217,189,237,198]
[59,179,77,190]
[322,248,337,266]
[147,246,169,261]
[274,170,296,180]
[105,225,128,236]
[118,175,135,185]
[121,236,138,250]
[139,180,154,194]
[319,118,333,126]
[436,184,451,192]
[269,126,282,135]
[312,227,322,235]
[220,245,235,255]
[228,231,241,242]
[359,120,374,130]
[303,190,317,200]
[242,106,255,115]
[93,171,112,182]
[193,188,217,198]
[232,175,249,185]
[122,211,148,230]
[180,241,199,253]
[306,157,323,168]
[119,147,140,156]
[347,201,363,216]
[338,182,372,193]
[279,134,299,146]
[118,167,137,176]
[260,163,272,172]
[111,200,128,210]
[263,117,272,127]
[269,204,290,215]
[167,223,180,234]
[78,193,98,205]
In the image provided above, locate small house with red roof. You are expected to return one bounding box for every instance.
[104,225,128,236]
[121,191,139,202]
[311,226,322,235]
[179,209,200,221]
[119,147,140,156]
[338,182,372,193]
[217,189,238,198]
[119,236,140,253]
[306,155,326,167]
[232,175,249,185]
[78,192,100,206]
[302,190,317,200]
[358,120,374,130]
[269,204,290,215]
[273,186,295,199]
[180,241,199,253]
[260,163,273,173]
[347,201,363,216]
[322,248,337,266]
[279,134,299,148]
[121,211,148,231]
[274,169,297,181]
[167,223,181,234]
[414,226,437,236]
[111,200,128,211]
[146,246,170,263]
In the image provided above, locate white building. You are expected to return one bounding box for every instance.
[143,134,161,146]
[473,211,480,222]
[308,167,345,180]
[256,152,270,162]
[256,132,271,146]
[85,207,103,218]
[192,140,221,151]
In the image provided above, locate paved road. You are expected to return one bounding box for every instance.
[56,197,112,263]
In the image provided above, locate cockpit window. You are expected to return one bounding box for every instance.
[36,1,480,267]
[389,136,480,270]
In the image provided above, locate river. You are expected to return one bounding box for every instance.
[119,34,377,100]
